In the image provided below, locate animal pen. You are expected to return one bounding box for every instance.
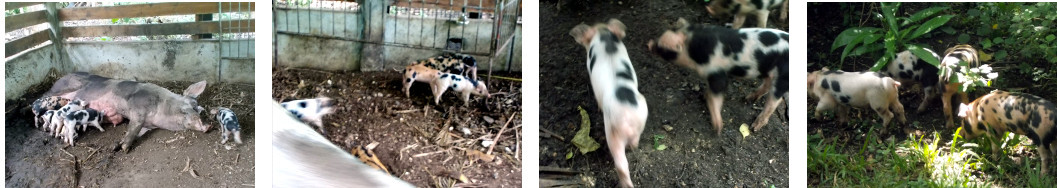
[273,0,522,74]
[5,2,257,187]
[5,2,256,100]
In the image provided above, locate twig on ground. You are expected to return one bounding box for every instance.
[487,112,518,155]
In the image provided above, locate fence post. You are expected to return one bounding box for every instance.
[359,0,386,71]
[44,2,71,72]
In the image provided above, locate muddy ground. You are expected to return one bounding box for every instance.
[806,2,1053,186]
[539,0,790,187]
[5,78,256,187]
[272,68,523,187]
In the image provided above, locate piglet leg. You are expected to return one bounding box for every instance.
[746,75,773,102]
[752,95,783,132]
[732,13,748,29]
[756,10,771,28]
[606,119,634,188]
[705,92,725,135]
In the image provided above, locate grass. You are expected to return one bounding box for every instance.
[808,122,1057,187]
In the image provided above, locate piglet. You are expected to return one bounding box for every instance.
[807,67,906,133]
[570,19,649,188]
[61,117,78,147]
[281,97,336,134]
[51,99,86,137]
[707,0,788,29]
[211,107,242,144]
[430,73,490,106]
[31,96,70,129]
[271,101,414,188]
[402,63,443,97]
[65,108,106,132]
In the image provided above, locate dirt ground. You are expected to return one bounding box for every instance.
[271,67,523,187]
[5,78,256,187]
[539,0,790,187]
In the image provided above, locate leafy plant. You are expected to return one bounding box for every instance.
[941,62,998,93]
[831,3,953,71]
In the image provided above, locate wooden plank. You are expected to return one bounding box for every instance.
[5,10,48,32]
[391,0,497,12]
[5,30,51,57]
[5,2,44,11]
[59,2,255,21]
[63,20,256,38]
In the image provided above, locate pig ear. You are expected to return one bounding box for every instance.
[676,17,689,29]
[607,19,627,39]
[569,24,595,47]
[957,103,970,117]
[184,80,208,98]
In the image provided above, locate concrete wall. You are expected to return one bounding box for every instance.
[64,40,255,83]
[274,8,521,72]
[4,44,64,100]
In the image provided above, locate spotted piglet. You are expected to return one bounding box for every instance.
[570,19,649,188]
[50,99,86,137]
[281,97,336,134]
[707,0,788,29]
[430,73,490,106]
[808,68,906,133]
[940,44,982,128]
[65,108,106,133]
[958,90,1057,175]
[31,96,70,129]
[883,48,942,113]
[212,107,242,144]
[648,17,788,134]
[402,63,443,97]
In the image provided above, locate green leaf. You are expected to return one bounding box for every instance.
[870,55,892,71]
[831,27,882,52]
[982,38,992,49]
[957,33,971,44]
[905,7,951,26]
[907,44,941,66]
[881,3,900,32]
[941,26,956,34]
[909,15,954,40]
[994,37,1004,44]
[1046,34,1056,42]
[995,50,1008,60]
[850,43,885,57]
[839,33,870,63]
[656,144,667,151]
[967,9,981,17]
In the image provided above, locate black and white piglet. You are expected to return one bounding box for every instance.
[65,108,106,132]
[430,73,490,106]
[647,18,788,134]
[883,48,942,113]
[212,107,242,144]
[281,97,336,134]
[707,0,788,29]
[31,96,70,129]
[808,68,906,132]
[570,19,649,188]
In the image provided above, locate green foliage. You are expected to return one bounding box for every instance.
[941,63,998,93]
[963,2,1057,83]
[831,3,953,71]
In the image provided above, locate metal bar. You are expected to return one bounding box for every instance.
[218,2,223,82]
[277,30,491,56]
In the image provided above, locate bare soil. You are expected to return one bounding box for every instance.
[539,0,790,187]
[271,67,523,187]
[5,79,256,187]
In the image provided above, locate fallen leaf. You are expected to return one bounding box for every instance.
[572,106,600,154]
[467,150,495,162]
[739,123,751,139]
[656,144,667,151]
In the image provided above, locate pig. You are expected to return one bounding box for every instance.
[883,48,942,113]
[707,0,788,29]
[211,107,242,144]
[957,90,1057,175]
[42,72,210,152]
[31,96,71,129]
[570,19,649,188]
[61,116,79,146]
[402,63,443,97]
[807,68,907,132]
[939,44,981,128]
[647,17,789,134]
[49,99,86,137]
[414,52,478,80]
[64,108,106,133]
[271,101,414,188]
[281,97,336,134]
[430,73,490,106]
[41,110,58,132]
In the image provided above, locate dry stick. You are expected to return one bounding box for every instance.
[486,112,518,155]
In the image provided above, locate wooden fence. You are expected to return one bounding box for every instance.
[5,2,255,57]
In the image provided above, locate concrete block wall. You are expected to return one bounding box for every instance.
[4,44,64,100]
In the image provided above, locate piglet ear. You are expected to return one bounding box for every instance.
[184,80,208,98]
[569,23,596,48]
[957,103,971,117]
[607,19,627,39]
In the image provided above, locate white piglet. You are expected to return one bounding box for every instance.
[212,107,242,144]
[281,97,336,134]
[570,19,649,188]
[430,73,490,106]
[808,68,907,132]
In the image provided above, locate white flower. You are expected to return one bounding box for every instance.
[970,67,980,73]
[979,64,992,74]
[987,72,999,79]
